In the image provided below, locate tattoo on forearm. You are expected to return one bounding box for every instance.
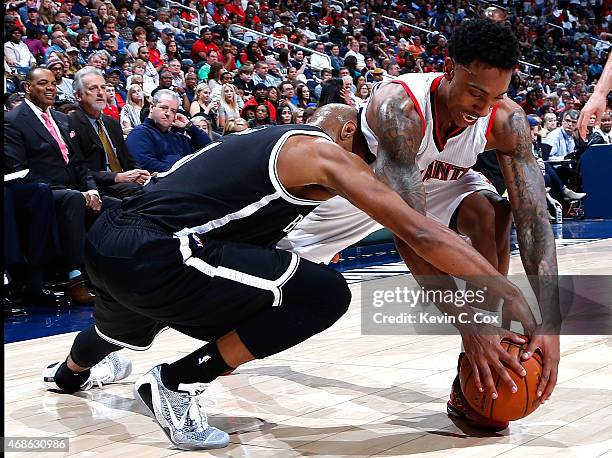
[373,92,425,213]
[505,111,560,324]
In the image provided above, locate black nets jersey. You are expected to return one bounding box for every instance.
[121,124,332,247]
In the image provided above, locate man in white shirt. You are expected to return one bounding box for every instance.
[4,28,36,75]
[309,42,332,71]
[153,8,181,35]
[344,39,366,70]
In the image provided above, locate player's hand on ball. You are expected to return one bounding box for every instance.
[461,326,528,400]
[522,327,559,404]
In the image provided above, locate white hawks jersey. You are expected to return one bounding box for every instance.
[277,73,499,264]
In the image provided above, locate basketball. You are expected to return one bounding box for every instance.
[460,339,544,422]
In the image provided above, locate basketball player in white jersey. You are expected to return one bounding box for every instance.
[278,19,560,430]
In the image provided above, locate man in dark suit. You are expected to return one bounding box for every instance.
[4,68,110,304]
[69,67,149,198]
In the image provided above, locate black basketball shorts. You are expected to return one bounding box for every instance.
[85,209,302,349]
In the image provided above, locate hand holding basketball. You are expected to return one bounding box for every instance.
[461,325,528,400]
[461,337,546,422]
[521,328,560,404]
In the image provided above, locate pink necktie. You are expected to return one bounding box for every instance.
[41,111,69,164]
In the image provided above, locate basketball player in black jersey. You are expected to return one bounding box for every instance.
[42,104,537,450]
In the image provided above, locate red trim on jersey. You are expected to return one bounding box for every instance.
[485,104,499,141]
[390,79,426,137]
[430,75,464,151]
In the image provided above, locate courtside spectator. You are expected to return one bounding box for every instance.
[125,89,211,173]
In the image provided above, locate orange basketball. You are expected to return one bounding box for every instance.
[460,339,544,422]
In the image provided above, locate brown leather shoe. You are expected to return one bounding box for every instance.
[66,276,95,304]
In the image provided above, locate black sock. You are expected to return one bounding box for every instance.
[161,342,232,390]
[52,361,91,393]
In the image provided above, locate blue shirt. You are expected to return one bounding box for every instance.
[125,118,211,173]
[543,127,575,160]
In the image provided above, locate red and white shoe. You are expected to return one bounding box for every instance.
[446,354,509,431]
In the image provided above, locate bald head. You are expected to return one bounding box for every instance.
[307,103,369,160]
[484,6,507,23]
[307,104,358,135]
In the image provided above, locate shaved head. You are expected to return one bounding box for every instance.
[307,103,358,133]
[307,103,369,160]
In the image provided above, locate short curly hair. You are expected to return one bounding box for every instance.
[448,19,520,70]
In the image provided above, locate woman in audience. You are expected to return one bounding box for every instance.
[190,115,217,139]
[277,103,294,125]
[75,32,91,65]
[240,41,262,65]
[293,107,306,124]
[97,50,112,71]
[356,81,372,103]
[166,40,183,62]
[267,86,280,111]
[120,84,145,136]
[223,117,249,135]
[128,27,147,58]
[190,82,219,127]
[127,0,142,22]
[286,66,300,86]
[539,113,558,139]
[87,52,104,69]
[127,59,157,96]
[94,3,112,31]
[343,55,362,81]
[206,62,225,90]
[39,0,58,25]
[218,83,241,130]
[296,85,316,109]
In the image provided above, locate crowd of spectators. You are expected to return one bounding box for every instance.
[3,0,611,311]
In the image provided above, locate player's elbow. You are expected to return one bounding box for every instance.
[402,226,437,254]
[404,224,456,259]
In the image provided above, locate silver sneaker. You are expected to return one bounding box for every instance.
[133,364,229,450]
[43,352,132,391]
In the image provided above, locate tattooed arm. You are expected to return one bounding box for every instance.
[493,103,560,403]
[367,86,536,395]
[371,85,426,213]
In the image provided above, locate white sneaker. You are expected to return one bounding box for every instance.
[562,188,586,200]
[81,352,133,390]
[134,364,229,450]
[43,352,132,391]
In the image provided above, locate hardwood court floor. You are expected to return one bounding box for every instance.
[5,239,612,457]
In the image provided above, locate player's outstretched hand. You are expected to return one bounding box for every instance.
[576,91,607,140]
[522,327,560,404]
[461,326,528,400]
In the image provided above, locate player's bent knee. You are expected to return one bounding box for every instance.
[307,266,351,324]
[322,269,352,322]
